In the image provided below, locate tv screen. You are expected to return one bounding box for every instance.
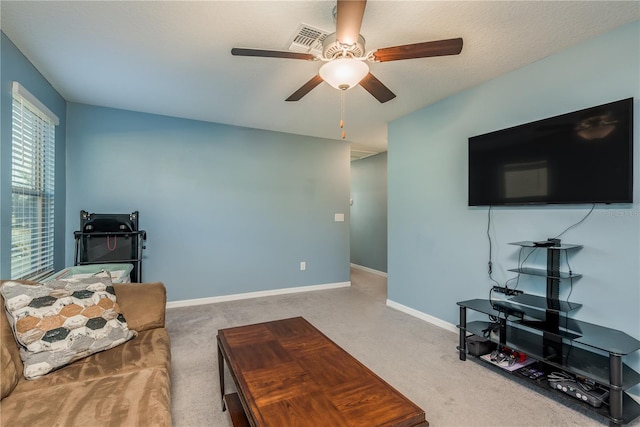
[468,98,634,206]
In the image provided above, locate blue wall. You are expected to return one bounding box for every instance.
[0,32,67,279]
[65,103,351,302]
[350,152,387,272]
[388,21,639,363]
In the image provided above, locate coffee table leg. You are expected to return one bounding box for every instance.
[218,338,226,411]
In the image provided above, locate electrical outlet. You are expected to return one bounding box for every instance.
[300,261,306,271]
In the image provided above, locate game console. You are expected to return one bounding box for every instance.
[547,374,609,408]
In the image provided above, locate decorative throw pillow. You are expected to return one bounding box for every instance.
[1,276,137,380]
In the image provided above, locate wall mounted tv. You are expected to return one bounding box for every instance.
[468,98,634,206]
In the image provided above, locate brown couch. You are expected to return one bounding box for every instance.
[0,281,171,427]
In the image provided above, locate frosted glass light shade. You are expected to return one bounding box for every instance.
[319,58,369,90]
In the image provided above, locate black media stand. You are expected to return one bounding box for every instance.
[457,241,640,426]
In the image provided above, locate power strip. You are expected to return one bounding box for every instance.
[492,286,523,296]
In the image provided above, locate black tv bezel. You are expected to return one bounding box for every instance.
[468,98,634,206]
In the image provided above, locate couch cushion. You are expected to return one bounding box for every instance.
[1,341,19,399]
[0,367,172,427]
[113,282,167,332]
[1,277,136,379]
[11,328,170,394]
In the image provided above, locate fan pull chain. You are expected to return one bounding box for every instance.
[340,89,346,139]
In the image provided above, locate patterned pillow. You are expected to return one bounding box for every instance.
[0,277,137,379]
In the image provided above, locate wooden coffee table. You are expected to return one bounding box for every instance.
[217,317,428,427]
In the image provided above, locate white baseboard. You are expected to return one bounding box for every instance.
[386,299,458,334]
[166,281,351,309]
[350,263,387,277]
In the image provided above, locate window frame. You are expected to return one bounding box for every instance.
[10,82,59,280]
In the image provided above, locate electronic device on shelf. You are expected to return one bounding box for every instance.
[533,238,562,247]
[518,365,546,381]
[547,372,609,408]
[480,347,535,372]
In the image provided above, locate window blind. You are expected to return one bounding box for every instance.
[11,82,57,280]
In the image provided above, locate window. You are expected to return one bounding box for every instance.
[11,82,59,280]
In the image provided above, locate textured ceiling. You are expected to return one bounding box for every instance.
[2,1,638,153]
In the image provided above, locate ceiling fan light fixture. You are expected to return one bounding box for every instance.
[319,58,369,91]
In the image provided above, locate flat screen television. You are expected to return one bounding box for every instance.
[468,98,634,206]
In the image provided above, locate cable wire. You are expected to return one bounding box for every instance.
[487,206,502,287]
[552,204,596,239]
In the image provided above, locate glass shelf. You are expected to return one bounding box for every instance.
[509,241,583,250]
[490,298,579,322]
[469,345,640,425]
[464,298,582,340]
[508,293,582,313]
[463,320,640,390]
[517,319,581,340]
[458,299,640,355]
[508,267,582,280]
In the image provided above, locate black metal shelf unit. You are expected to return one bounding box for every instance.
[73,210,147,282]
[457,241,640,426]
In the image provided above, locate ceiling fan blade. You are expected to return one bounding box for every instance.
[231,48,315,60]
[336,0,367,46]
[359,73,396,103]
[372,38,463,62]
[286,75,324,101]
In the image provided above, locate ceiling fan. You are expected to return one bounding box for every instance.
[231,0,463,104]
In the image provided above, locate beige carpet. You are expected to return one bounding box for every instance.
[166,267,635,426]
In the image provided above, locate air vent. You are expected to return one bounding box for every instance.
[287,24,330,56]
